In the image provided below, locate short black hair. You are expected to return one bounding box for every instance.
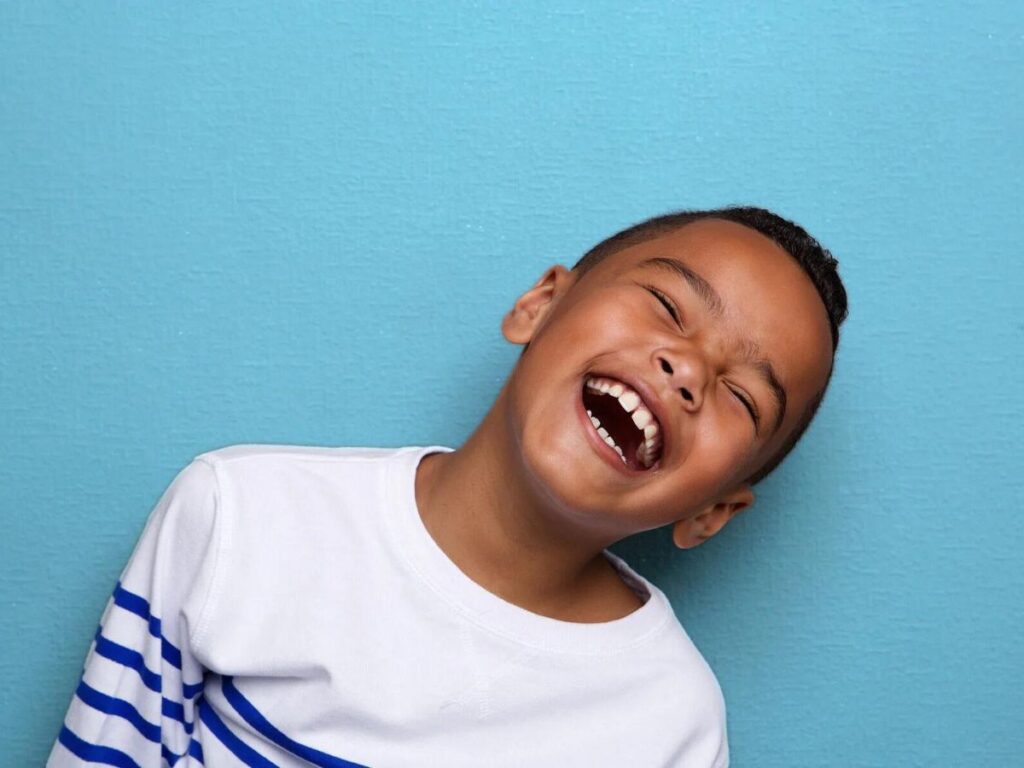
[570,206,849,487]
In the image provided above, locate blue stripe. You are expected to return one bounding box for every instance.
[57,725,141,768]
[112,583,157,629]
[163,742,190,766]
[77,674,197,735]
[162,697,195,734]
[222,677,370,768]
[75,679,160,742]
[113,582,183,669]
[199,696,278,767]
[189,737,205,763]
[92,623,203,701]
[163,639,183,669]
[167,739,198,764]
[74,679,200,765]
[165,736,204,766]
[94,627,162,693]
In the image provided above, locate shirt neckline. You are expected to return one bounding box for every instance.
[383,445,673,653]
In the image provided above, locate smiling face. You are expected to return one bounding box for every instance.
[500,218,834,548]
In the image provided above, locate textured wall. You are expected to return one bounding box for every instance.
[2,2,1021,765]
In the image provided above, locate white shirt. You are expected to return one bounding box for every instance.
[49,444,729,767]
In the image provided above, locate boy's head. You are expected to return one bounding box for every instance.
[499,206,848,549]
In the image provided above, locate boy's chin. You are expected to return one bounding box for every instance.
[519,435,628,508]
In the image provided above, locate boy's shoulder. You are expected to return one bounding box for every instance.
[181,444,429,523]
[181,443,445,530]
[194,443,407,468]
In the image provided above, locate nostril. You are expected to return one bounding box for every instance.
[660,358,673,374]
[680,387,693,403]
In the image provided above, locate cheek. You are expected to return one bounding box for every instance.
[692,413,751,481]
[562,292,654,353]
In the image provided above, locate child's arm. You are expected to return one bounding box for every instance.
[47,458,222,766]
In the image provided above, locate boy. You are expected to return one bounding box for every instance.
[49,206,848,767]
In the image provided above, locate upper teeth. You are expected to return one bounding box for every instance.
[585,376,663,468]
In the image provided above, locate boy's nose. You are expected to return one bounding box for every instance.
[657,352,707,412]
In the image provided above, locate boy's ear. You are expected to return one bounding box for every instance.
[502,265,576,345]
[672,484,754,549]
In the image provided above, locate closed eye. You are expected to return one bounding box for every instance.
[730,386,759,428]
[643,284,682,327]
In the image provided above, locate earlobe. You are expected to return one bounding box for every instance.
[501,265,575,345]
[671,485,754,549]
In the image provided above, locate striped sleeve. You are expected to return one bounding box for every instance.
[48,458,222,767]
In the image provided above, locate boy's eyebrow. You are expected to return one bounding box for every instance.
[639,256,788,437]
[641,257,726,319]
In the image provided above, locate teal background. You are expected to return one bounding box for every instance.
[2,2,1021,765]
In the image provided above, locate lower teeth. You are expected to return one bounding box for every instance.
[636,443,660,469]
[587,407,659,469]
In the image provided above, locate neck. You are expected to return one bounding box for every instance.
[415,383,637,621]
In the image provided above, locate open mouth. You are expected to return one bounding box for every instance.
[581,375,664,471]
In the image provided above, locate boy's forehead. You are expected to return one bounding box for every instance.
[583,221,824,329]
